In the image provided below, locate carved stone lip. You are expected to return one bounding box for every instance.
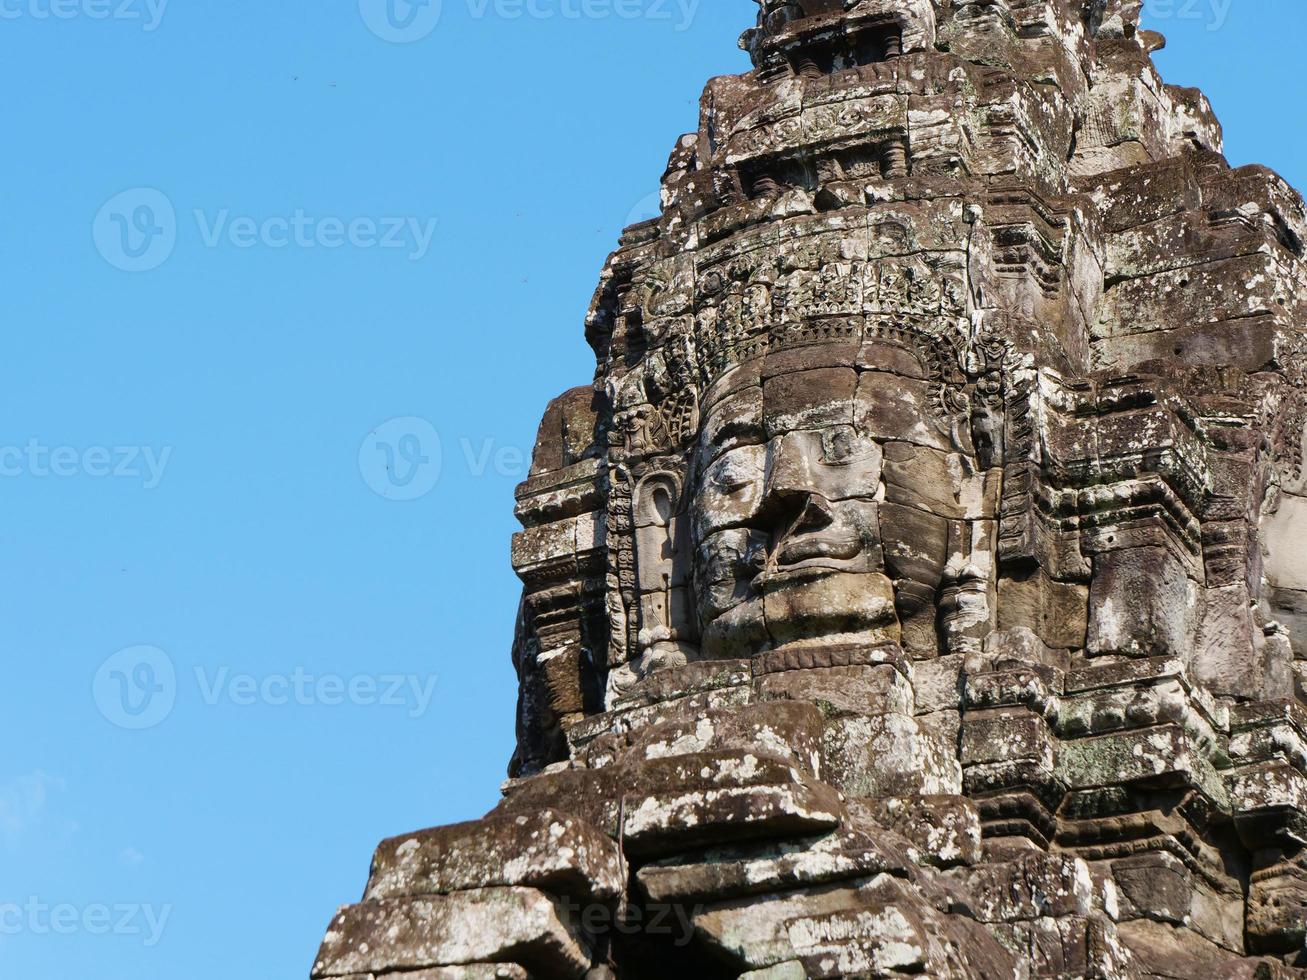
[754,560,857,591]
[773,532,864,568]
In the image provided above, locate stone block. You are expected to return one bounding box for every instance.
[867,794,982,868]
[1192,583,1264,700]
[754,662,913,718]
[1087,546,1197,659]
[881,442,1000,520]
[616,700,825,776]
[738,964,806,980]
[912,654,965,713]
[1229,760,1307,819]
[823,710,961,797]
[1110,851,1192,926]
[695,873,1016,978]
[961,709,1055,770]
[365,810,622,906]
[761,367,857,436]
[619,750,847,857]
[855,371,955,451]
[636,828,903,905]
[966,662,1061,714]
[954,853,1096,924]
[880,501,949,590]
[312,889,591,980]
[611,660,752,712]
[1248,860,1307,954]
[763,571,900,650]
[1057,724,1227,808]
[998,568,1089,651]
[512,518,584,571]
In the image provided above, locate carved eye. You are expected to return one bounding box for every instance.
[710,456,758,495]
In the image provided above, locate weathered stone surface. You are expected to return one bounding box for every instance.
[318,4,1307,977]
[635,828,905,905]
[953,853,1099,924]
[1087,546,1197,660]
[1110,850,1245,952]
[737,965,804,980]
[1248,858,1307,954]
[620,751,847,858]
[365,810,622,905]
[1111,851,1193,927]
[599,700,825,776]
[695,874,1018,978]
[1118,919,1300,980]
[330,969,528,980]
[754,662,913,718]
[823,710,962,797]
[866,794,983,868]
[313,889,590,979]
[988,913,1139,980]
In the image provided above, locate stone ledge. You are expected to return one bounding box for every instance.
[365,809,622,906]
[312,889,591,980]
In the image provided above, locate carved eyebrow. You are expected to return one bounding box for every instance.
[708,452,760,489]
[702,414,767,456]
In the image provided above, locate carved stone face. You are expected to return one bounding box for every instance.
[1247,868,1307,951]
[689,347,906,660]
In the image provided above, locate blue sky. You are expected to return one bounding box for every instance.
[0,2,1302,977]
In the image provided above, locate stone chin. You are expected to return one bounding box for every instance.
[701,567,900,660]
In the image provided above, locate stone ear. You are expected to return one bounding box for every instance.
[632,473,699,660]
[634,474,678,529]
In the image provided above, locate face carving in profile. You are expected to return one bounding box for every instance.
[689,348,911,661]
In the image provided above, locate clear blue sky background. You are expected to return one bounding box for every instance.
[0,2,1302,977]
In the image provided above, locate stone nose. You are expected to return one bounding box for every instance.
[781,490,836,539]
[759,486,838,568]
[758,432,836,548]
[761,431,818,501]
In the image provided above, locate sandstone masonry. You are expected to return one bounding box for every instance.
[315,2,1307,976]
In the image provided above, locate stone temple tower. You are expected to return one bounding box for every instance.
[314,2,1307,976]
